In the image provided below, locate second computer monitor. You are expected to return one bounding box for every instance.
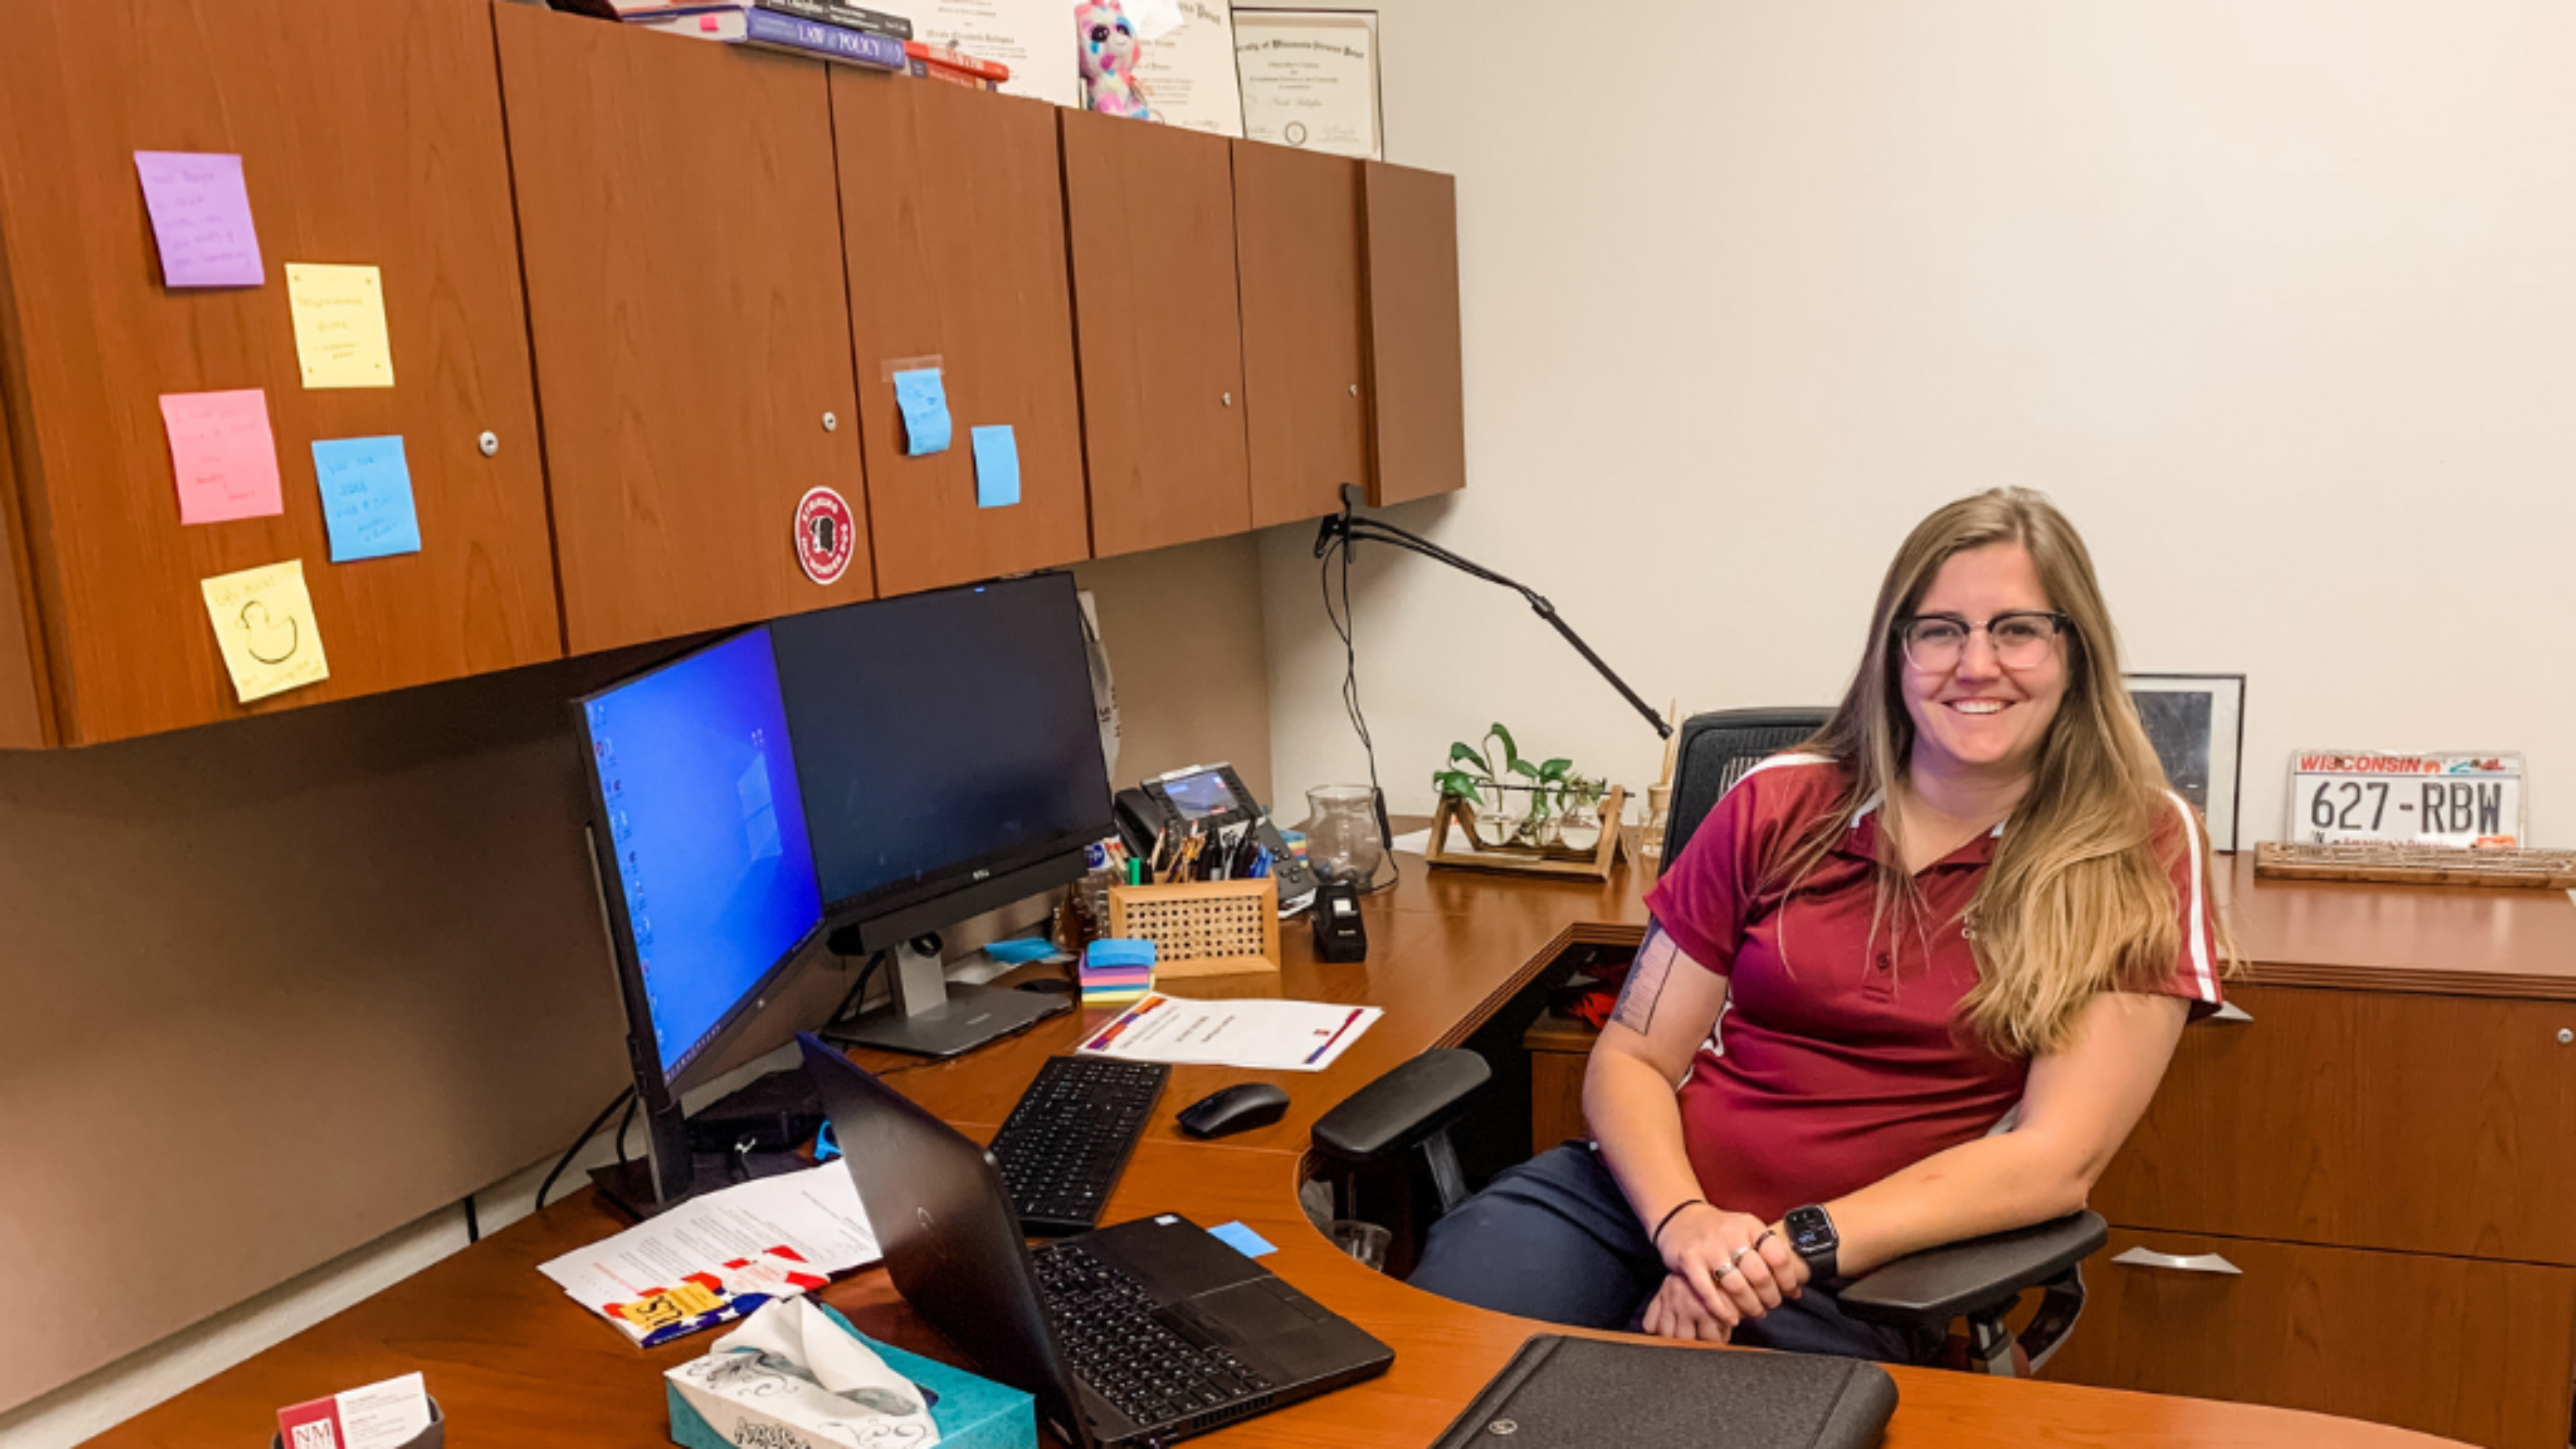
[772,574,1114,950]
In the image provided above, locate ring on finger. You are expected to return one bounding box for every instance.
[1710,1260,1740,1280]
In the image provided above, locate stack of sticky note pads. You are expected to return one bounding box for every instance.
[1080,939,1156,1006]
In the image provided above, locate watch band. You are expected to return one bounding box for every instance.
[1786,1204,1839,1280]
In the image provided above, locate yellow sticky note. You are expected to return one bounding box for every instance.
[200,560,330,703]
[285,263,395,389]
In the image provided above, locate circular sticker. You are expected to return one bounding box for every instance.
[795,487,856,586]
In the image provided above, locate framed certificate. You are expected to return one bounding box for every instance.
[2125,674,2246,852]
[1233,10,1382,159]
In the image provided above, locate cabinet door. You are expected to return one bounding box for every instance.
[2093,984,2576,1265]
[496,7,870,654]
[1060,112,1251,557]
[0,0,560,745]
[832,79,1089,596]
[1363,162,1467,507]
[2048,1230,2576,1449]
[1233,143,1369,528]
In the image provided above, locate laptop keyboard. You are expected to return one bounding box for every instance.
[1032,1242,1275,1428]
[990,1057,1169,1235]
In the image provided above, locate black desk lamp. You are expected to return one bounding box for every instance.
[1311,484,1671,884]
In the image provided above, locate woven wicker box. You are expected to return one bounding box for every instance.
[1105,878,1280,978]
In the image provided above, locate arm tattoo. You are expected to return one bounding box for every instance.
[1612,923,1682,1034]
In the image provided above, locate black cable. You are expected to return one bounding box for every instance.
[1319,531,1399,895]
[612,1092,638,1167]
[827,949,889,1028]
[463,1194,480,1245]
[534,1085,636,1213]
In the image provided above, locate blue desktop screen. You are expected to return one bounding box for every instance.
[581,629,823,1085]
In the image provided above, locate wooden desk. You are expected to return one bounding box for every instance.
[88,860,2463,1449]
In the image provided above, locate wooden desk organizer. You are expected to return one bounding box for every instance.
[1106,878,1281,978]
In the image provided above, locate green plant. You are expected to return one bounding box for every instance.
[1434,723,1576,847]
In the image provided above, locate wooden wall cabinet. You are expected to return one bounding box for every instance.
[1061,112,1252,557]
[832,79,1090,596]
[0,0,562,745]
[1233,144,1371,528]
[495,6,873,655]
[1363,162,1468,507]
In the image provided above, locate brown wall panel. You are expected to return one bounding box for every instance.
[0,0,562,745]
[0,655,641,1416]
[833,80,1091,597]
[1234,143,1370,528]
[496,6,873,654]
[1061,112,1252,558]
[1363,162,1467,506]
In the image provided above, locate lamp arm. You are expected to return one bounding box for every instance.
[1317,494,1673,742]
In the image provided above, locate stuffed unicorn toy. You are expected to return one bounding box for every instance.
[1075,2,1158,121]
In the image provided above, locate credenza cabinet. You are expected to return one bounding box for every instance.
[2057,980,2576,1449]
[0,0,1464,748]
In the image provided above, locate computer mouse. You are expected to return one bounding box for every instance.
[1177,1082,1291,1139]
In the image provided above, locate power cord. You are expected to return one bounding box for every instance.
[1319,523,1400,896]
[534,1084,637,1212]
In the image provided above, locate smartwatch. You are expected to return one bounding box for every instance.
[1784,1204,1839,1280]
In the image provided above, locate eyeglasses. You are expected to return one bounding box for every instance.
[1896,611,2073,671]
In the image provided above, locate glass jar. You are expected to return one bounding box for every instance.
[1303,785,1385,885]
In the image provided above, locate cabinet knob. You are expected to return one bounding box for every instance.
[478,431,499,457]
[1222,392,1234,407]
[822,412,839,433]
[1350,383,1361,397]
[2558,1028,2572,1045]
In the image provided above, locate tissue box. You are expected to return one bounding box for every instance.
[667,1305,1032,1449]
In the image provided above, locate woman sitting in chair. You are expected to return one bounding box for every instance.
[1408,487,2230,1363]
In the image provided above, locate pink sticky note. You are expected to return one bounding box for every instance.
[161,389,284,525]
[135,151,264,289]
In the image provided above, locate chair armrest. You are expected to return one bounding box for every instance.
[1836,1211,2107,1330]
[1310,1049,1491,1165]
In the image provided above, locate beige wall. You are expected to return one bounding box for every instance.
[1266,0,2576,847]
[0,537,1270,1434]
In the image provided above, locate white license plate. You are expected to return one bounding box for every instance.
[2288,752,2525,847]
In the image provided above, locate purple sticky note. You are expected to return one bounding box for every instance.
[161,389,284,525]
[134,151,264,289]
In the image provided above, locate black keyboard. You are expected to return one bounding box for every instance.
[989,1056,1169,1234]
[1032,1242,1273,1427]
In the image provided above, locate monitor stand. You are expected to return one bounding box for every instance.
[822,938,1070,1057]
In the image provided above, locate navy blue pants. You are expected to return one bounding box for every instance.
[1407,1142,1943,1365]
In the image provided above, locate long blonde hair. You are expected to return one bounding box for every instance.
[1779,488,2232,1056]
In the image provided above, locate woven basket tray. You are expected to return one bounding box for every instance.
[1106,878,1281,977]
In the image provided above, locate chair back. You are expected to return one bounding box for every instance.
[1659,708,1832,876]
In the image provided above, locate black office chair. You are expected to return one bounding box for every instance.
[1311,708,2105,1379]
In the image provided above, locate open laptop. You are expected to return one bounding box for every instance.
[797,1035,1394,1446]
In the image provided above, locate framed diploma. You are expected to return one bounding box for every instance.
[1130,1,1245,137]
[1233,10,1382,159]
[912,0,1084,110]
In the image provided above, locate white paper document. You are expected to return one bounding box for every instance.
[913,0,1084,110]
[1076,992,1381,1071]
[1234,10,1381,159]
[540,1165,880,1344]
[1130,0,1244,137]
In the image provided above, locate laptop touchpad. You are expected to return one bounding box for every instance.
[1176,1280,1333,1342]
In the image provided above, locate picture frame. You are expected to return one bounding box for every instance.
[2124,674,2246,853]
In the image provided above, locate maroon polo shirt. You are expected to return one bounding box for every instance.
[1639,755,2221,1225]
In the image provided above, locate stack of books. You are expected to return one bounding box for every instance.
[560,0,916,72]
[904,40,1011,91]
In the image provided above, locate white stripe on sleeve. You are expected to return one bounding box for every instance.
[2168,792,2218,1002]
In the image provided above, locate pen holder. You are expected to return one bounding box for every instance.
[1106,878,1280,978]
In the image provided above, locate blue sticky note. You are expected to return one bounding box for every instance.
[893,369,951,456]
[985,937,1063,966]
[1208,1222,1278,1259]
[310,435,422,563]
[972,425,1020,509]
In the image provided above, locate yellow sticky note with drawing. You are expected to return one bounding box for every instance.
[285,263,395,388]
[200,560,330,703]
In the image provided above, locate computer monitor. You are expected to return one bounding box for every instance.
[574,625,825,1209]
[771,573,1112,1055]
